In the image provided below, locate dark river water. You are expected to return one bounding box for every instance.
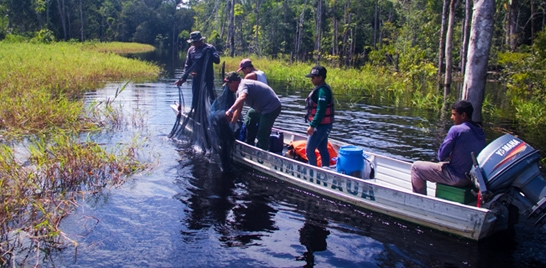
[50,50,546,267]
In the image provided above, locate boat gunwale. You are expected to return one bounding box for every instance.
[171,106,498,240]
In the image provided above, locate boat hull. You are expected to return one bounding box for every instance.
[171,105,499,240]
[232,132,497,241]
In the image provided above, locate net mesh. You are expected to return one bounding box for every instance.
[171,54,236,172]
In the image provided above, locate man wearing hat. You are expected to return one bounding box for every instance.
[237,58,268,84]
[304,66,334,167]
[224,72,281,150]
[174,31,220,106]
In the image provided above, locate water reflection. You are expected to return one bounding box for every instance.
[174,148,279,247]
[173,147,234,231]
[296,219,330,267]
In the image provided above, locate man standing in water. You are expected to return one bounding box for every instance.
[224,72,281,151]
[411,100,486,195]
[237,58,268,84]
[304,66,334,167]
[174,31,220,106]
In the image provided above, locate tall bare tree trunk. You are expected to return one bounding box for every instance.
[543,2,546,28]
[332,0,338,60]
[46,0,51,29]
[228,0,235,57]
[373,0,378,49]
[295,0,308,62]
[444,0,460,100]
[530,0,534,39]
[79,0,84,42]
[57,0,67,40]
[254,0,262,55]
[504,0,519,51]
[314,0,323,64]
[437,0,449,89]
[341,0,352,67]
[462,0,495,123]
[460,0,472,76]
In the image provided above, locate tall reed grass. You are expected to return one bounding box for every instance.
[220,57,441,108]
[1,132,147,265]
[0,42,158,265]
[0,42,159,136]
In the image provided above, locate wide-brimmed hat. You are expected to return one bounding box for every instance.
[237,59,253,72]
[305,66,327,78]
[187,31,205,43]
[223,71,241,86]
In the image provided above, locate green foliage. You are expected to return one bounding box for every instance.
[368,44,397,68]
[1,131,147,263]
[513,99,546,128]
[30,29,55,44]
[481,95,501,118]
[0,42,159,136]
[178,30,190,41]
[497,29,546,128]
[0,41,157,263]
[411,89,444,110]
[2,34,29,43]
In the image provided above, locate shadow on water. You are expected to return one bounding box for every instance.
[172,144,279,247]
[225,164,546,267]
[296,218,330,268]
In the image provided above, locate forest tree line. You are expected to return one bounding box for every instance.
[2,1,545,66]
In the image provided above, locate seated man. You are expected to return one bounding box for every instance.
[224,72,281,151]
[411,100,486,195]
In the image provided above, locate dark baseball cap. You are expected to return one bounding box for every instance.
[305,66,327,78]
[237,59,253,72]
[223,71,241,86]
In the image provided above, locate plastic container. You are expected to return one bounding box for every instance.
[336,145,364,177]
[435,183,477,204]
[269,132,284,154]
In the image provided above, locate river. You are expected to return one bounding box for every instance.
[49,50,546,267]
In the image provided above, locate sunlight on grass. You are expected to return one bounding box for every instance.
[0,42,160,136]
[0,41,159,265]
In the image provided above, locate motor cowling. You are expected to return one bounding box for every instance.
[471,134,546,226]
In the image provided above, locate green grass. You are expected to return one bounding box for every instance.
[0,42,160,136]
[0,41,159,265]
[220,56,440,108]
[1,132,147,262]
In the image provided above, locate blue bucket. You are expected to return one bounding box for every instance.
[336,145,364,177]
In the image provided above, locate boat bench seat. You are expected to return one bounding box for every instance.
[435,183,477,204]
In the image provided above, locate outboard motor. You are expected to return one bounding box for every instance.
[470,134,546,229]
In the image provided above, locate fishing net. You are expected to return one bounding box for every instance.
[170,52,236,172]
[209,86,237,171]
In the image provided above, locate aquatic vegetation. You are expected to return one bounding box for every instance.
[0,42,160,136]
[0,42,159,265]
[513,99,545,128]
[81,41,156,54]
[221,56,441,109]
[221,57,396,104]
[0,132,147,265]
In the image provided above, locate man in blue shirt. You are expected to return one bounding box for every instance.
[411,100,486,195]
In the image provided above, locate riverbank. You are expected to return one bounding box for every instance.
[219,56,545,163]
[220,57,409,104]
[0,42,160,136]
[0,41,160,265]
